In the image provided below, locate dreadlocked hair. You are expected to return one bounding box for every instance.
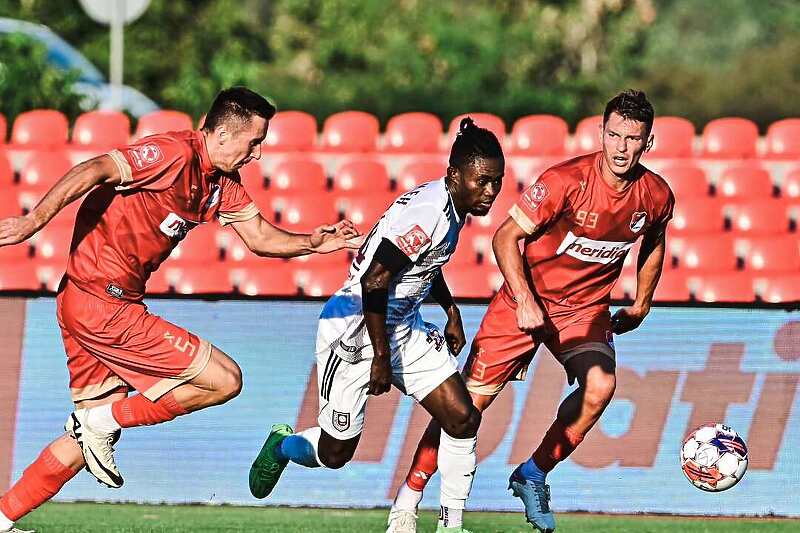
[448,117,504,169]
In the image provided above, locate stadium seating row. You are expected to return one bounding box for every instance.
[0,258,796,303]
[2,108,800,158]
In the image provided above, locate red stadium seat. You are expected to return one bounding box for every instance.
[573,115,603,153]
[268,194,338,231]
[448,113,506,146]
[169,224,224,263]
[0,242,31,264]
[443,264,499,299]
[134,110,193,139]
[766,119,800,159]
[0,264,41,291]
[264,111,317,151]
[397,160,447,191]
[670,198,725,234]
[383,112,443,153]
[150,263,233,295]
[31,225,75,260]
[0,113,6,143]
[268,159,327,193]
[715,166,774,199]
[694,273,756,303]
[701,118,758,159]
[724,199,790,234]
[510,115,568,155]
[759,274,800,303]
[72,111,131,149]
[661,165,710,200]
[670,234,737,271]
[653,271,691,302]
[335,193,395,228]
[26,258,66,292]
[780,168,800,199]
[230,262,299,296]
[295,268,347,297]
[11,110,69,147]
[648,116,695,158]
[321,111,379,152]
[238,160,265,190]
[743,235,800,271]
[0,149,14,187]
[19,151,72,188]
[333,161,391,193]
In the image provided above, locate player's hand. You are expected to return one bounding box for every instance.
[515,293,553,338]
[309,220,363,254]
[367,356,392,396]
[444,306,466,355]
[611,305,649,334]
[0,215,37,247]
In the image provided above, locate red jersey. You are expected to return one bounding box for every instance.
[66,130,259,303]
[507,152,674,316]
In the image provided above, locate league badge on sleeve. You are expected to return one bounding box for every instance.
[332,410,351,432]
[396,224,431,257]
[523,182,548,210]
[128,143,164,170]
[630,211,647,233]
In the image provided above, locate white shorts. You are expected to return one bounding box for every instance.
[315,316,458,440]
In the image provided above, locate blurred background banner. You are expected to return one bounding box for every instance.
[3,298,798,516]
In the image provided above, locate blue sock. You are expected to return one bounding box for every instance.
[276,433,320,468]
[519,457,547,483]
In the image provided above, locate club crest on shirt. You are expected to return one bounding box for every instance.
[630,211,647,233]
[396,224,431,257]
[523,182,548,210]
[128,143,164,170]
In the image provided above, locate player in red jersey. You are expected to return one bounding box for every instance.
[0,87,359,532]
[388,90,674,533]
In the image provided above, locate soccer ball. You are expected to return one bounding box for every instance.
[680,423,748,492]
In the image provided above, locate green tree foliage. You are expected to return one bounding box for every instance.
[0,31,84,124]
[0,0,797,129]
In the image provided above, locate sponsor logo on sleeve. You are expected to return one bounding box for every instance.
[556,231,635,264]
[332,410,351,432]
[523,182,548,210]
[128,143,164,170]
[395,224,431,257]
[630,211,647,233]
[159,212,192,240]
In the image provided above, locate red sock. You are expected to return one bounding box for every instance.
[531,420,586,473]
[405,425,441,491]
[111,392,188,428]
[0,448,78,521]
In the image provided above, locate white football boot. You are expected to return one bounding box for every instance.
[65,409,123,488]
[386,509,417,533]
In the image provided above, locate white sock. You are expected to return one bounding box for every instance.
[0,508,14,530]
[438,506,463,529]
[392,481,423,512]
[437,430,476,527]
[86,404,121,433]
[295,426,323,467]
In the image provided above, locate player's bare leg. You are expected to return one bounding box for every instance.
[0,388,127,531]
[67,346,242,488]
[510,351,616,532]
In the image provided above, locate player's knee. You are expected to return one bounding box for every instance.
[217,362,243,403]
[318,447,354,469]
[583,373,616,414]
[442,405,481,439]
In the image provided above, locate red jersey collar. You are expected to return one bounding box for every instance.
[194,130,217,176]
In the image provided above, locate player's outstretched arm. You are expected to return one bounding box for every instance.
[430,272,465,355]
[493,217,550,335]
[611,225,666,334]
[0,155,121,247]
[229,216,361,258]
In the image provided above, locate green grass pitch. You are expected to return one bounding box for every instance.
[16,503,798,532]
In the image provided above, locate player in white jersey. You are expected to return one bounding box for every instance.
[249,118,505,533]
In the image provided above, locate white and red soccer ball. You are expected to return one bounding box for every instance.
[680,423,749,492]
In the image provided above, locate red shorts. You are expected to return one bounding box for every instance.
[463,290,615,396]
[57,281,212,402]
